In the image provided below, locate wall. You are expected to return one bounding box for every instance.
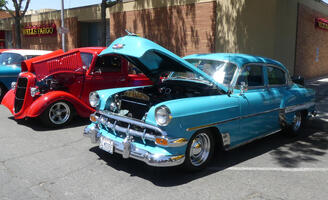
[110,1,216,56]
[214,0,298,74]
[0,4,105,50]
[295,3,328,79]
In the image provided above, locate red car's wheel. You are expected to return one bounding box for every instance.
[41,101,73,128]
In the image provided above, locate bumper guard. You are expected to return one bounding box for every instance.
[84,125,185,167]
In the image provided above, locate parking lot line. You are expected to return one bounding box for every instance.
[209,167,328,172]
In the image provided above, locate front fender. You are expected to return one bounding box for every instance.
[1,89,15,115]
[145,95,240,143]
[25,91,95,118]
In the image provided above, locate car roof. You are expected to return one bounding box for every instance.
[3,49,52,56]
[74,47,106,54]
[183,53,287,71]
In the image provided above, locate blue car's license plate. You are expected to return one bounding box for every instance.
[99,136,114,154]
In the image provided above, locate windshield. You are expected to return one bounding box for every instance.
[185,59,237,86]
[0,53,25,66]
[81,52,94,69]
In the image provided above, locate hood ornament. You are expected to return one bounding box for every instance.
[125,29,137,36]
[112,43,125,49]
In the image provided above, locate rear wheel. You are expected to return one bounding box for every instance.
[41,101,73,128]
[183,129,214,171]
[286,111,305,136]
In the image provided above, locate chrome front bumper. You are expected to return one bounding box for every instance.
[83,125,185,167]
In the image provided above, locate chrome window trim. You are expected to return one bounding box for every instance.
[234,63,265,89]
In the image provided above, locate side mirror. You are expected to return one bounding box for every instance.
[240,81,248,95]
[291,75,304,86]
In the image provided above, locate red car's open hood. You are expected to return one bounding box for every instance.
[21,49,84,81]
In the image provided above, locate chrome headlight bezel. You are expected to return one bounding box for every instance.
[155,105,172,126]
[89,92,100,108]
[30,87,39,97]
[11,82,17,90]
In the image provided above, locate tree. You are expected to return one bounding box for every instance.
[0,0,6,8]
[101,0,122,46]
[3,0,31,48]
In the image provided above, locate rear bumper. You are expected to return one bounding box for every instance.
[83,124,185,167]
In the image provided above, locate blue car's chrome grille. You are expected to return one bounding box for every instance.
[14,77,28,113]
[95,111,166,142]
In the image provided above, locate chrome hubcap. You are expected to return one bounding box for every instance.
[189,133,211,166]
[292,112,302,132]
[49,102,70,125]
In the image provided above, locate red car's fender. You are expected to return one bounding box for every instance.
[1,89,15,115]
[25,91,95,118]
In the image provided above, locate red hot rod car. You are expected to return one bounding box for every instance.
[1,47,152,127]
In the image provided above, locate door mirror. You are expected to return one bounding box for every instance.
[240,81,248,95]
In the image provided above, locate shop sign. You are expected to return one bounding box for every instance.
[22,24,57,37]
[315,18,328,31]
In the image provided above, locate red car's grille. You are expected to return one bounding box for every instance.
[14,77,28,113]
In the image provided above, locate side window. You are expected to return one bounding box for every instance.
[237,65,264,87]
[80,52,94,69]
[267,66,286,85]
[95,55,121,73]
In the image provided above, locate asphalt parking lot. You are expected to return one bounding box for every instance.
[1,79,328,200]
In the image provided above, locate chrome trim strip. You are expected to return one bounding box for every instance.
[226,129,281,150]
[186,117,239,132]
[240,107,280,119]
[98,111,167,136]
[121,99,147,106]
[0,75,18,78]
[285,102,315,113]
[186,107,281,132]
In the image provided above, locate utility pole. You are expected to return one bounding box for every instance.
[61,0,66,51]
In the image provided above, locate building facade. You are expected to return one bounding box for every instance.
[1,0,328,78]
[0,5,109,50]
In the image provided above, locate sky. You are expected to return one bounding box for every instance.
[6,0,102,10]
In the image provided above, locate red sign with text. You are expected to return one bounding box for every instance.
[23,24,57,37]
[315,18,328,31]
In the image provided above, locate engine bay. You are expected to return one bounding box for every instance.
[109,79,221,120]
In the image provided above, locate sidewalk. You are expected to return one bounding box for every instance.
[305,76,328,131]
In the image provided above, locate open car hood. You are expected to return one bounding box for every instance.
[21,49,84,81]
[100,36,228,93]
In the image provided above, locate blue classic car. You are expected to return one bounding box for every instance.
[84,35,316,170]
[0,49,52,100]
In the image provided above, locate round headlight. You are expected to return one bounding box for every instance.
[155,106,172,126]
[89,92,100,108]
